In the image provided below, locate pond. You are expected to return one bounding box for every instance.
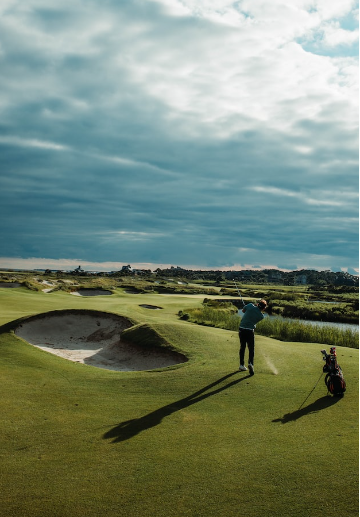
[266,315,358,332]
[237,311,358,332]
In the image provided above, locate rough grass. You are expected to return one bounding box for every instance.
[257,315,359,349]
[0,287,358,517]
[180,305,359,349]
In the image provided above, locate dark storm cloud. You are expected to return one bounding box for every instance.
[0,0,358,272]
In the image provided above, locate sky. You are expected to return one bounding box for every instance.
[0,0,358,273]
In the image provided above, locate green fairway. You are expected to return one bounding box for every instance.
[0,287,358,516]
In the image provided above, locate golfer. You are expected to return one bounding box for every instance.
[238,299,267,376]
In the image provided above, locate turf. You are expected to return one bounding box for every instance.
[0,287,358,516]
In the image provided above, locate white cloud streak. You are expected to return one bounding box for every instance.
[249,186,358,207]
[0,136,69,151]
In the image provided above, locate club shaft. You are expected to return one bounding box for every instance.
[233,280,245,307]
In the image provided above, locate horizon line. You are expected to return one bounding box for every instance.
[0,257,358,276]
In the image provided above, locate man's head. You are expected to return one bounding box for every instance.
[257,299,267,311]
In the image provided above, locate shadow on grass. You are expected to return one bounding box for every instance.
[103,371,250,442]
[272,395,341,424]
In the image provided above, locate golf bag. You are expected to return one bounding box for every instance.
[321,347,346,397]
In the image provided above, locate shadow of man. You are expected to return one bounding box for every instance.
[103,371,250,442]
[272,395,341,424]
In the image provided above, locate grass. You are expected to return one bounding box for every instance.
[0,286,358,516]
[257,316,359,349]
[180,305,359,349]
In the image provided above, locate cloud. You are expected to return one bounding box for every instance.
[321,21,359,47]
[0,136,69,151]
[0,0,358,272]
[249,186,358,208]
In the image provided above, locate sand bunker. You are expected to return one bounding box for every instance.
[71,289,113,296]
[14,310,186,371]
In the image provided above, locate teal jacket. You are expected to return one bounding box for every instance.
[239,303,264,330]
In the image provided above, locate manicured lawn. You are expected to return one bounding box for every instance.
[0,288,358,516]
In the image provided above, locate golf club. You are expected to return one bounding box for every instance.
[233,280,246,308]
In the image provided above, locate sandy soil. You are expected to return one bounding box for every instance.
[70,289,113,296]
[15,310,186,371]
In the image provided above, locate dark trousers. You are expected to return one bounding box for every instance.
[239,328,255,366]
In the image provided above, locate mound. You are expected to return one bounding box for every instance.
[14,310,187,371]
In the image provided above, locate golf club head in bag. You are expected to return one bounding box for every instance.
[321,347,346,397]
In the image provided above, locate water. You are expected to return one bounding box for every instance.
[266,315,358,332]
[237,311,358,332]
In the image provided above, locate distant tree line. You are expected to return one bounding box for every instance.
[151,267,358,287]
[42,265,358,287]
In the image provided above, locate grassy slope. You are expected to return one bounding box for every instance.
[0,288,358,517]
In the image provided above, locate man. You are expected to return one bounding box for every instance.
[238,299,267,376]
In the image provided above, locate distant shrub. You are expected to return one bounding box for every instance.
[267,299,358,324]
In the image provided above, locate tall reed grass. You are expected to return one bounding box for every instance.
[256,317,358,349]
[179,307,359,349]
[180,306,240,332]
